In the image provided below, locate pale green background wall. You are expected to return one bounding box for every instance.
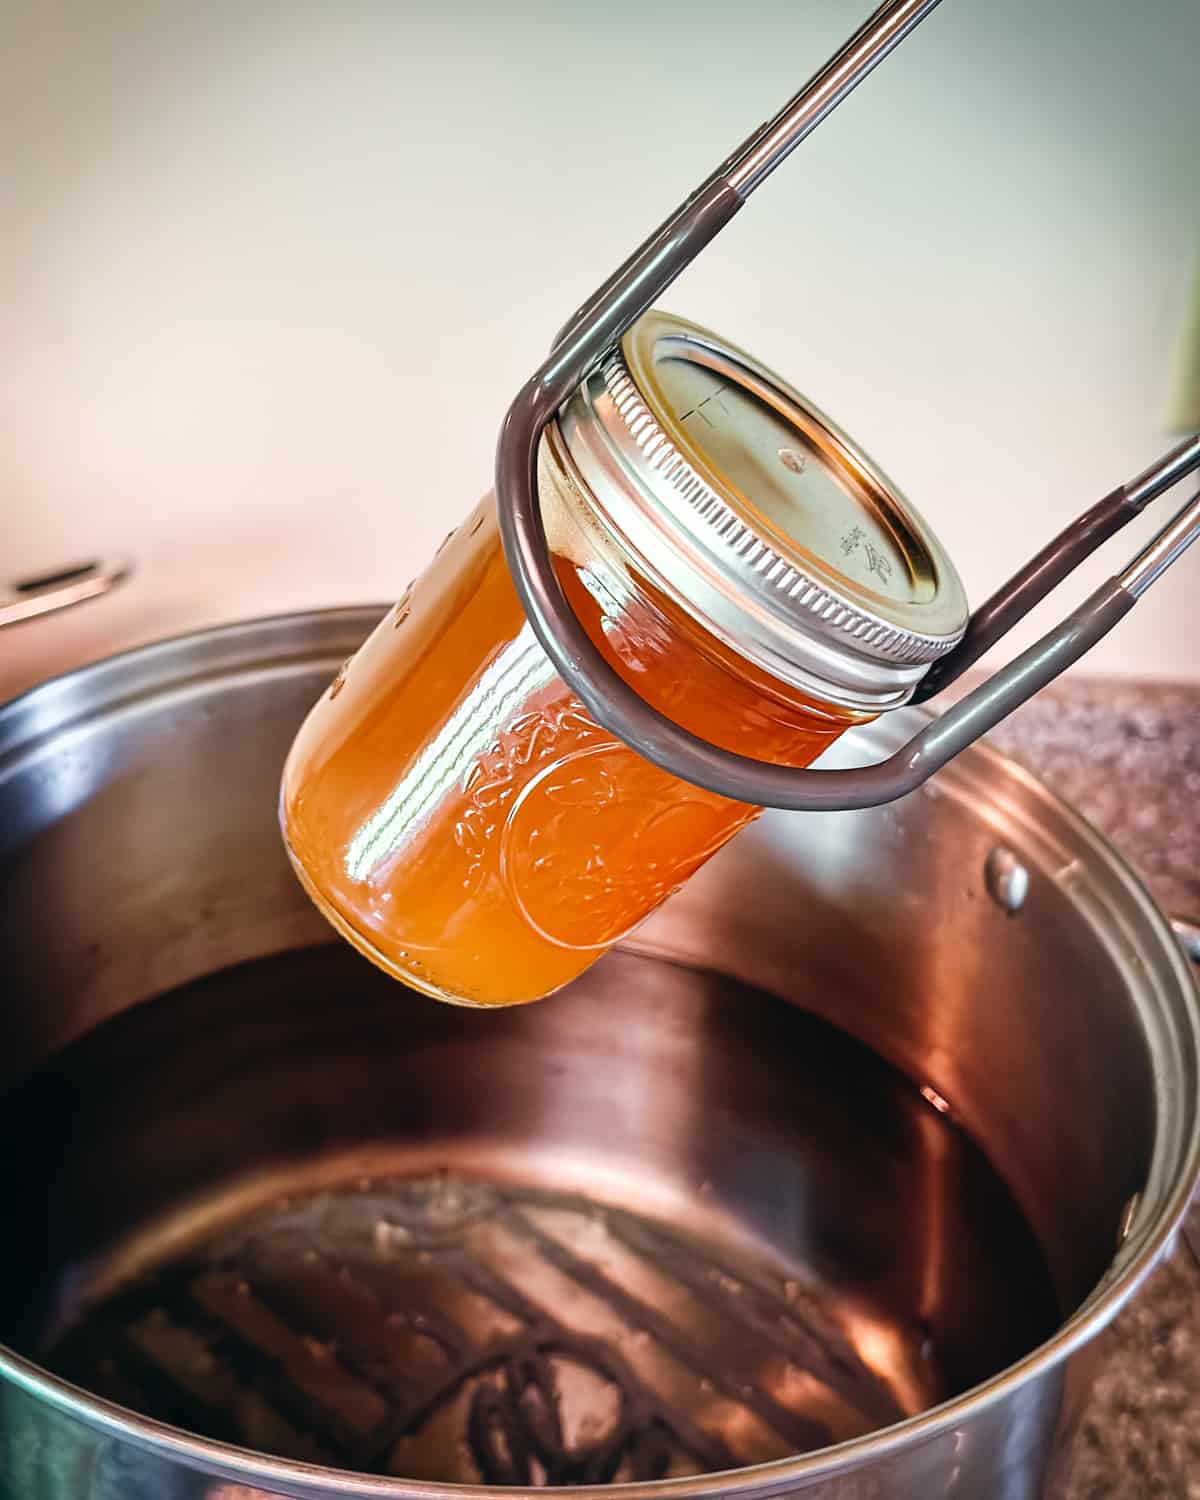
[3,0,1198,694]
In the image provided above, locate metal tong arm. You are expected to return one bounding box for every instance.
[496,0,1200,812]
[914,434,1200,701]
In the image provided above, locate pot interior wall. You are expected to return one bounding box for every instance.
[0,941,1059,1481]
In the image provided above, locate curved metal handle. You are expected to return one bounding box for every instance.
[496,0,1200,812]
[0,557,131,629]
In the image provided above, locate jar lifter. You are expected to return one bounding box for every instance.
[495,0,1200,810]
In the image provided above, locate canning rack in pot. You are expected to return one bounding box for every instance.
[496,0,1200,811]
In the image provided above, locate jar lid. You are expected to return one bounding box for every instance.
[555,311,968,711]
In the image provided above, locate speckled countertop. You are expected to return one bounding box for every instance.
[982,679,1200,1500]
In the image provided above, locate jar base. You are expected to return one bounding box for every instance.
[281,831,552,1009]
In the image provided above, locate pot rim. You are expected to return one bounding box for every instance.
[2,607,1198,1500]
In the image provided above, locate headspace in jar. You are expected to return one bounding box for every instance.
[280,313,967,1006]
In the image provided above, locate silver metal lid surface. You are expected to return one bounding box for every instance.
[556,312,968,710]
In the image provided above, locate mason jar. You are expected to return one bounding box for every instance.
[280,312,967,1006]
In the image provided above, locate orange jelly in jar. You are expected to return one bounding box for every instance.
[281,313,967,1006]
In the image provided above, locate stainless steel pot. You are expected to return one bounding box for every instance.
[0,607,1196,1500]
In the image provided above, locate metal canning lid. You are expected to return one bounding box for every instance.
[555,311,969,711]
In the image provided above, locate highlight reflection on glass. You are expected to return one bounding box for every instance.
[345,622,554,882]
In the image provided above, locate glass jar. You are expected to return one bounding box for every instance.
[281,313,968,1006]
